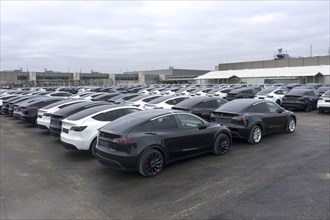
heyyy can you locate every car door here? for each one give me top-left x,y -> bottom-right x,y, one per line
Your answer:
264,102 -> 287,133
251,102 -> 280,134
175,114 -> 215,156
150,115 -> 188,161
192,100 -> 219,120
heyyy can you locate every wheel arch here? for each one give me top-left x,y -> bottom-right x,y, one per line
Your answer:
137,145 -> 167,166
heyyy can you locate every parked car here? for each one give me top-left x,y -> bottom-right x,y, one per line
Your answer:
20,97 -> 64,125
317,86 -> 330,96
13,96 -> 51,119
37,99 -> 88,130
144,96 -> 189,109
188,88 -> 213,98
49,101 -> 109,137
61,105 -> 141,156
108,93 -> 140,104
225,88 -> 258,101
282,89 -> 319,112
207,88 -> 233,98
124,95 -> 162,108
286,83 -> 302,90
95,109 -> 232,177
210,99 -> 296,144
317,90 -> 330,113
255,87 -> 289,105
172,97 -> 228,121
91,93 -> 121,101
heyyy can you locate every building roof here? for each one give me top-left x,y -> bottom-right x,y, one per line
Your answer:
195,65 -> 330,80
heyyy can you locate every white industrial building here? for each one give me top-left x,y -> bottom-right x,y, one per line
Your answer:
195,65 -> 330,85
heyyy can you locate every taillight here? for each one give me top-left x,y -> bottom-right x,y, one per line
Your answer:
70,126 -> 87,132
231,116 -> 247,126
210,113 -> 216,122
267,95 -> 274,98
113,138 -> 133,145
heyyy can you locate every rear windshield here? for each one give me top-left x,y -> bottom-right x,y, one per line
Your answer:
148,96 -> 174,104
257,87 -> 276,95
66,105 -> 113,120
102,114 -> 146,133
287,89 -> 310,96
215,100 -> 253,113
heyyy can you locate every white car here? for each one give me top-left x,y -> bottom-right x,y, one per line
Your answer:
37,99 -> 88,130
60,105 -> 141,156
208,88 -> 233,98
162,88 -> 181,96
125,95 -> 162,108
255,87 -> 289,105
317,90 -> 330,113
188,88 -> 213,98
175,88 -> 196,97
70,92 -> 97,99
144,96 -> 188,109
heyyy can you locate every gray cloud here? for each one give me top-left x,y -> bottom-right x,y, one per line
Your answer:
1,1 -> 329,73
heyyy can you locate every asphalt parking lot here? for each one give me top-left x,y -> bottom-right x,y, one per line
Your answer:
1,111 -> 329,220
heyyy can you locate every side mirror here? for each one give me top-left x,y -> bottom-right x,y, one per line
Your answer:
276,108 -> 284,113
198,122 -> 209,129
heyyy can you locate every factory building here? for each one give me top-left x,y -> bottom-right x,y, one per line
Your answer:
196,55 -> 330,85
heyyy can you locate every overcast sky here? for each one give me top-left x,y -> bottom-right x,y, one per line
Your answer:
1,1 -> 329,73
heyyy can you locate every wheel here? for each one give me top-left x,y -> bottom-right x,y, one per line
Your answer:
305,101 -> 312,112
247,125 -> 262,144
89,138 -> 97,157
213,133 -> 231,155
286,117 -> 296,133
276,99 -> 281,105
138,149 -> 164,177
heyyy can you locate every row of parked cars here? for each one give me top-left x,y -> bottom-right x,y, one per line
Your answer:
1,83 -> 329,177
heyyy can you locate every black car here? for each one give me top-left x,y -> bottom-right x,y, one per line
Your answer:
225,88 -> 258,101
1,95 -> 25,114
20,97 -> 64,125
286,83 -> 302,90
49,101 -> 109,137
96,109 -> 232,177
210,99 -> 296,144
91,93 -> 121,101
172,97 -> 228,121
282,89 -> 319,112
108,93 -> 140,104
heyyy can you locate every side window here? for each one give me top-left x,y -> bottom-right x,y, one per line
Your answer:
266,102 -> 280,113
131,121 -> 154,133
196,100 -> 218,108
92,113 -> 105,121
177,114 -> 204,129
216,99 -> 227,106
252,103 -> 270,113
151,115 -> 178,130
274,90 -> 283,95
175,97 -> 187,103
143,96 -> 158,102
126,108 -> 141,114
165,99 -> 175,105
96,109 -> 127,121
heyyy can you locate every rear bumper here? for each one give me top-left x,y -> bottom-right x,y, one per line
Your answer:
96,148 -> 138,171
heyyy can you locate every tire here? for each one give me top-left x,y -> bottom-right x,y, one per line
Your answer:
305,101 -> 312,112
213,133 -> 231,155
276,99 -> 281,105
286,117 -> 296,133
89,138 -> 97,157
247,125 -> 262,144
138,149 -> 164,177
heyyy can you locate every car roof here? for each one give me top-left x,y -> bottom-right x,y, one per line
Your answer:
52,101 -> 109,116
66,104 -> 120,120
173,96 -> 219,108
214,99 -> 265,113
